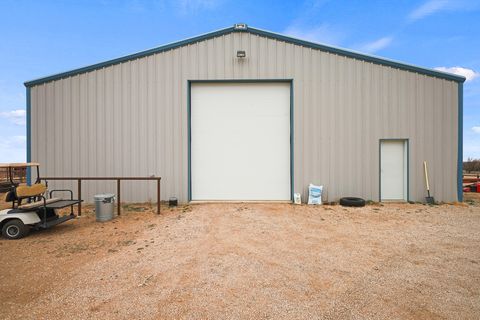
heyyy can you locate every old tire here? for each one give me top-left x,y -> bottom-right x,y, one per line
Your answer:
2,219 -> 29,239
339,197 -> 366,207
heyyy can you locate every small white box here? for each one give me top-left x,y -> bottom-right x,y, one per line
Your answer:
294,193 -> 302,204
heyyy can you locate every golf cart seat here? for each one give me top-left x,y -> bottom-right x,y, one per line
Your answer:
16,183 -> 47,198
3,183 -> 48,207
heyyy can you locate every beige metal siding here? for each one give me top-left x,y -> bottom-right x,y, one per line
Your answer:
30,32 -> 459,203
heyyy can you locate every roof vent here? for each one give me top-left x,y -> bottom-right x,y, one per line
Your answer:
234,23 -> 248,30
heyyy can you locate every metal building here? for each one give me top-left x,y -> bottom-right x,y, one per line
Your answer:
24,24 -> 465,203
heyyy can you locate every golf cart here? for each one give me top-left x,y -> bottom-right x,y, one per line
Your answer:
0,163 -> 82,239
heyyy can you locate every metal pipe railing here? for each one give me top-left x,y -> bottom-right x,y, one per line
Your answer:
39,177 -> 161,216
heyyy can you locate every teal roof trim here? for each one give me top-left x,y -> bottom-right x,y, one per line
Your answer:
24,25 -> 466,87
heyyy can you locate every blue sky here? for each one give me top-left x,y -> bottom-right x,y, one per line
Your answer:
0,0 -> 479,162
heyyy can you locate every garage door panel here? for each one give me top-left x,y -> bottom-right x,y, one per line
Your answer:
191,82 -> 291,201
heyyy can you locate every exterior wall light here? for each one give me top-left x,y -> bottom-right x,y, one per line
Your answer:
237,50 -> 246,58
234,23 -> 248,30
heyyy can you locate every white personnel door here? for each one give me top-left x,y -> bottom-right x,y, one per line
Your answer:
380,140 -> 407,201
191,82 -> 291,201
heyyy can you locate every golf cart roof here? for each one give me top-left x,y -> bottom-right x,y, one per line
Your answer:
0,162 -> 40,169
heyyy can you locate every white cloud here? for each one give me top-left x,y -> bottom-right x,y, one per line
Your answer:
407,0 -> 479,21
464,139 -> 480,160
0,109 -> 26,125
358,36 -> 394,54
0,82 -> 24,107
434,67 -> 478,81
408,0 -> 450,21
466,126 -> 480,159
0,135 -> 26,163
283,23 -> 344,45
176,0 -> 221,13
125,0 -> 147,12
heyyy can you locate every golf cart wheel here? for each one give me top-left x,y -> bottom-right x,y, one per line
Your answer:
1,219 -> 29,240
339,197 -> 366,207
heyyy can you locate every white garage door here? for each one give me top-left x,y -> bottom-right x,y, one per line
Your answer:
191,82 -> 291,201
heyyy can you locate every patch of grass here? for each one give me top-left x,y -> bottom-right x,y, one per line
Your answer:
181,205 -> 192,213
51,243 -> 92,255
118,239 -> 136,246
324,201 -> 338,206
123,204 -> 146,212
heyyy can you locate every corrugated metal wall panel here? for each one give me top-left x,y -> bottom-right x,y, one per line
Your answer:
30,32 -> 459,203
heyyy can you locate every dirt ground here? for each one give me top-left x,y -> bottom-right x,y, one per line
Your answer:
1,194 -> 479,319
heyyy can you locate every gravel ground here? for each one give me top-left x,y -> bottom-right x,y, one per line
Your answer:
1,194 -> 479,319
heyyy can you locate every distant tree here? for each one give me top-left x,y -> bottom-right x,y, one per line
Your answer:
464,158 -> 480,173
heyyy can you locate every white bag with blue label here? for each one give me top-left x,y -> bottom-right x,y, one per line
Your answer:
307,184 -> 323,205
